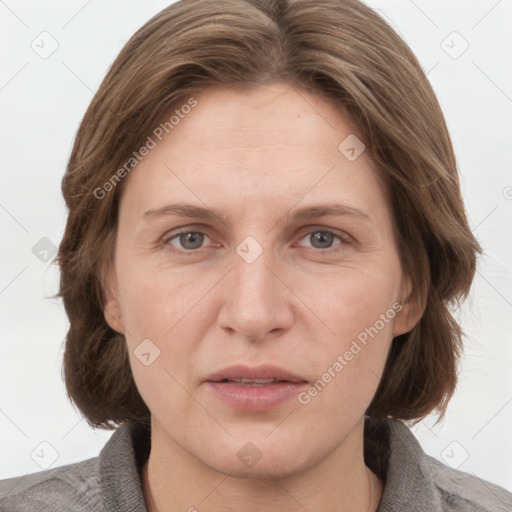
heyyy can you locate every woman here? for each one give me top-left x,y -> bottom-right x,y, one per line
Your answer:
1,0 -> 511,510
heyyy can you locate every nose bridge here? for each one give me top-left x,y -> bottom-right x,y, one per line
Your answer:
233,233 -> 278,308
235,236 -> 274,296
217,233 -> 290,339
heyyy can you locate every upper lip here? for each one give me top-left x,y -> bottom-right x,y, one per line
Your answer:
205,364 -> 307,383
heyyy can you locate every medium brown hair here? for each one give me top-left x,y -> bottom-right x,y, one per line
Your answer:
56,0 -> 482,428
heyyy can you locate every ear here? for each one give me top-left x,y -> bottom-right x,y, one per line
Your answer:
102,265 -> 125,335
392,276 -> 425,337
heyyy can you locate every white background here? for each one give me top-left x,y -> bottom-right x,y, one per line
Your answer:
1,0 -> 511,494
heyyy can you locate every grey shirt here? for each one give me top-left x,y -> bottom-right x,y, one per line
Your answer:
1,417 -> 511,511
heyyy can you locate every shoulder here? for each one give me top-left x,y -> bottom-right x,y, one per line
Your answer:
424,454 -> 512,512
0,421 -> 150,512
367,417 -> 512,512
0,457 -> 103,512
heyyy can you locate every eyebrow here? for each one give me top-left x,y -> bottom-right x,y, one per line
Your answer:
141,202 -> 372,226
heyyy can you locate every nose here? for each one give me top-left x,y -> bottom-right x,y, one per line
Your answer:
216,241 -> 295,342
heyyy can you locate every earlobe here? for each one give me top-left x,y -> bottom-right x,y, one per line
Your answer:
392,279 -> 425,337
104,298 -> 125,334
392,302 -> 420,337
103,270 -> 125,335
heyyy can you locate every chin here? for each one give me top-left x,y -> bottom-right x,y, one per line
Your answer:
208,454 -> 312,481
198,434 -> 318,480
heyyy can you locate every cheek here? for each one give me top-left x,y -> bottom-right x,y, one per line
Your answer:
116,261 -> 206,340
117,266 -> 210,400
301,255 -> 403,339
297,259 -> 401,403
123,301 -> 199,423
300,318 -> 395,419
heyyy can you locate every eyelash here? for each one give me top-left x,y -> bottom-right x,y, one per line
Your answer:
161,227 -> 351,255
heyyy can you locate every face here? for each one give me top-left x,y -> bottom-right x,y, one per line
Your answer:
105,82 -> 420,478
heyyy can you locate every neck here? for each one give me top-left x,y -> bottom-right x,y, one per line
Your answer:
142,418 -> 383,512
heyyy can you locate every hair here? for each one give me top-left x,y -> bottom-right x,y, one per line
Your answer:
55,0 -> 482,429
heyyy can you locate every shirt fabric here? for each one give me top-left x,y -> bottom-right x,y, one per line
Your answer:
1,416 -> 511,511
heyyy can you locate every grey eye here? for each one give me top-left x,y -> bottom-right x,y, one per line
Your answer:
306,231 -> 337,249
173,232 -> 205,250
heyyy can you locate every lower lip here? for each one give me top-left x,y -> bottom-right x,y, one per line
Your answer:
205,381 -> 308,411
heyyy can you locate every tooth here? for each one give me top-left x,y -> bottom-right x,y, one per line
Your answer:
238,383 -> 271,387
229,378 -> 277,384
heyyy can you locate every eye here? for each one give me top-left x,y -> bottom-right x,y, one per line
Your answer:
162,227 -> 351,255
297,229 -> 350,251
165,231 -> 211,252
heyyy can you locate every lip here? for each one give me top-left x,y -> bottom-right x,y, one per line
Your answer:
204,364 -> 308,411
205,364 -> 307,384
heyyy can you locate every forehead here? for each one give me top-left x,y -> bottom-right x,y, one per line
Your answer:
160,83 -> 353,158
118,82 -> 390,226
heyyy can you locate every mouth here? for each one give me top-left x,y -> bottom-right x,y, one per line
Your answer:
204,365 -> 308,411
205,364 -> 308,385
216,378 -> 292,387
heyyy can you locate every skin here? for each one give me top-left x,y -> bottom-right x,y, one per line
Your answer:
104,82 -> 422,512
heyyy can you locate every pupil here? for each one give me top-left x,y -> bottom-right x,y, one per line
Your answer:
181,232 -> 203,249
312,231 -> 333,248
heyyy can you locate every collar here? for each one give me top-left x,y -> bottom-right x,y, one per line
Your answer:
97,416 -> 508,511
364,416 -> 444,511
99,418 -> 151,511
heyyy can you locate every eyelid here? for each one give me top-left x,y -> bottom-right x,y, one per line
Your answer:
163,223 -> 352,240
296,224 -> 352,241
162,223 -> 214,242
